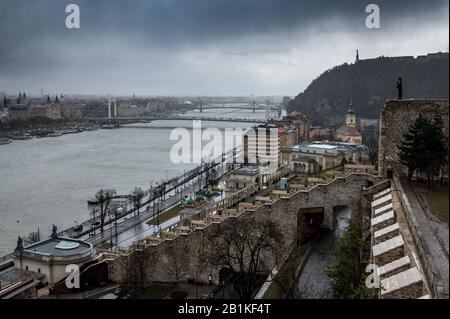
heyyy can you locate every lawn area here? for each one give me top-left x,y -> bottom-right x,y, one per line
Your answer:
263,243 -> 310,299
97,242 -> 113,251
146,204 -> 184,225
139,283 -> 175,299
423,187 -> 449,224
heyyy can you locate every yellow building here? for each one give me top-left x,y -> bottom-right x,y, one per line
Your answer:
334,101 -> 362,144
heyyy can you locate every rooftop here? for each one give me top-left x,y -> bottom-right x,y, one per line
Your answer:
335,125 -> 361,136
21,237 -> 93,257
304,144 -> 337,150
287,141 -> 364,156
234,166 -> 260,175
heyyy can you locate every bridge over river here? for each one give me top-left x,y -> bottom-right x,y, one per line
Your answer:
87,115 -> 267,125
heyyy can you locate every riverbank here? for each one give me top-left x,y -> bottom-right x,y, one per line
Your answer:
0,108 -> 260,256
0,121 -> 99,141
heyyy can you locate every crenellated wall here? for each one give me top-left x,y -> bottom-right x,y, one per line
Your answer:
105,173 -> 380,286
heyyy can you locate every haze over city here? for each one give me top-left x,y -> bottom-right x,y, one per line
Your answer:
0,0 -> 448,96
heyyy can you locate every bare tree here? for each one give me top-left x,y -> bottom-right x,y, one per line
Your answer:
131,187 -> 145,215
124,249 -> 154,298
88,189 -> 116,232
208,216 -> 283,299
23,230 -> 41,246
165,240 -> 190,286
191,235 -> 209,298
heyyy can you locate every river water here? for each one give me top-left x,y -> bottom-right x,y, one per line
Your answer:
0,108 -> 270,256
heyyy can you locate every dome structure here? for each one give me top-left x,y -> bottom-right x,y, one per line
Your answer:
195,194 -> 205,202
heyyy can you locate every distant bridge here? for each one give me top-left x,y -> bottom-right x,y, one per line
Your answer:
87,116 -> 267,124
191,103 -> 281,113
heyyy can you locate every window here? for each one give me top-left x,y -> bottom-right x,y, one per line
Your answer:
38,268 -> 41,273
25,266 -> 29,271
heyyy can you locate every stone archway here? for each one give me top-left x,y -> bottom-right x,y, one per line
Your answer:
331,205 -> 352,236
297,207 -> 325,245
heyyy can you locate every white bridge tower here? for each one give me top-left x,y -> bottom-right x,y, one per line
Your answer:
108,96 -> 117,119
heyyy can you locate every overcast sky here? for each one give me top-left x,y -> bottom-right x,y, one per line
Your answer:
0,0 -> 448,96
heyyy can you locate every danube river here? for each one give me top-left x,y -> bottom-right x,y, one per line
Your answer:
0,108 -> 270,256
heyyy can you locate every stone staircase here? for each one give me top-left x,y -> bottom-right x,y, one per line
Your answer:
370,188 -> 428,299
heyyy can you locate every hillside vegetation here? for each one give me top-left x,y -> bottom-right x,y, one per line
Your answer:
288,53 -> 449,125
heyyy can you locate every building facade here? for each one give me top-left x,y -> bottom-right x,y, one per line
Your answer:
14,235 -> 95,286
281,142 -> 368,172
242,124 -> 281,168
0,106 -> 9,127
60,104 -> 84,120
8,106 -> 29,121
28,104 -> 61,120
279,112 -> 310,143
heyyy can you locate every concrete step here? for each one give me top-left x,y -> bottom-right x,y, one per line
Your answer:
377,255 -> 411,280
373,188 -> 391,200
374,223 -> 400,244
373,235 -> 405,266
381,267 -> 424,299
371,210 -> 396,233
373,202 -> 394,216
371,194 -> 392,209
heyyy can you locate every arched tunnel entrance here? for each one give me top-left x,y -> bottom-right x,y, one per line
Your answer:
297,205 -> 352,298
297,207 -> 325,245
332,205 -> 352,240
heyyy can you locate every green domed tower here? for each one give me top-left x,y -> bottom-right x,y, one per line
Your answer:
345,99 -> 357,128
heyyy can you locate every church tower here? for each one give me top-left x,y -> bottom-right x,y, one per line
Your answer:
356,50 -> 360,63
345,99 -> 357,128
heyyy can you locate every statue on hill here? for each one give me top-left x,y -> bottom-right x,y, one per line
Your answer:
396,77 -> 403,100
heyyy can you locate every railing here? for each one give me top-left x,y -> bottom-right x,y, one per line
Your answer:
59,148 -> 237,241
393,174 -> 448,298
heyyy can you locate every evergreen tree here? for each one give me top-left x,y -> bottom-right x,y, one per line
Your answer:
398,116 -> 447,182
47,95 -> 51,104
325,223 -> 377,298
3,97 -> 7,108
55,95 -> 59,103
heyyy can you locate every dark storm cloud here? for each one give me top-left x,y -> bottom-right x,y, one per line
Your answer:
0,0 -> 448,95
1,0 -> 444,44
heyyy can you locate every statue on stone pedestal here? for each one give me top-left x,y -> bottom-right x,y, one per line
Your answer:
396,77 -> 403,100
16,236 -> 24,252
51,224 -> 58,238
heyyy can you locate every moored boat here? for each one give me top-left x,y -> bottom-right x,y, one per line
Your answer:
48,132 -> 63,137
0,138 -> 12,145
11,134 -> 33,140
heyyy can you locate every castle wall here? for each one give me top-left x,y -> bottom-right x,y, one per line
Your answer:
378,100 -> 449,178
106,174 -> 380,286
